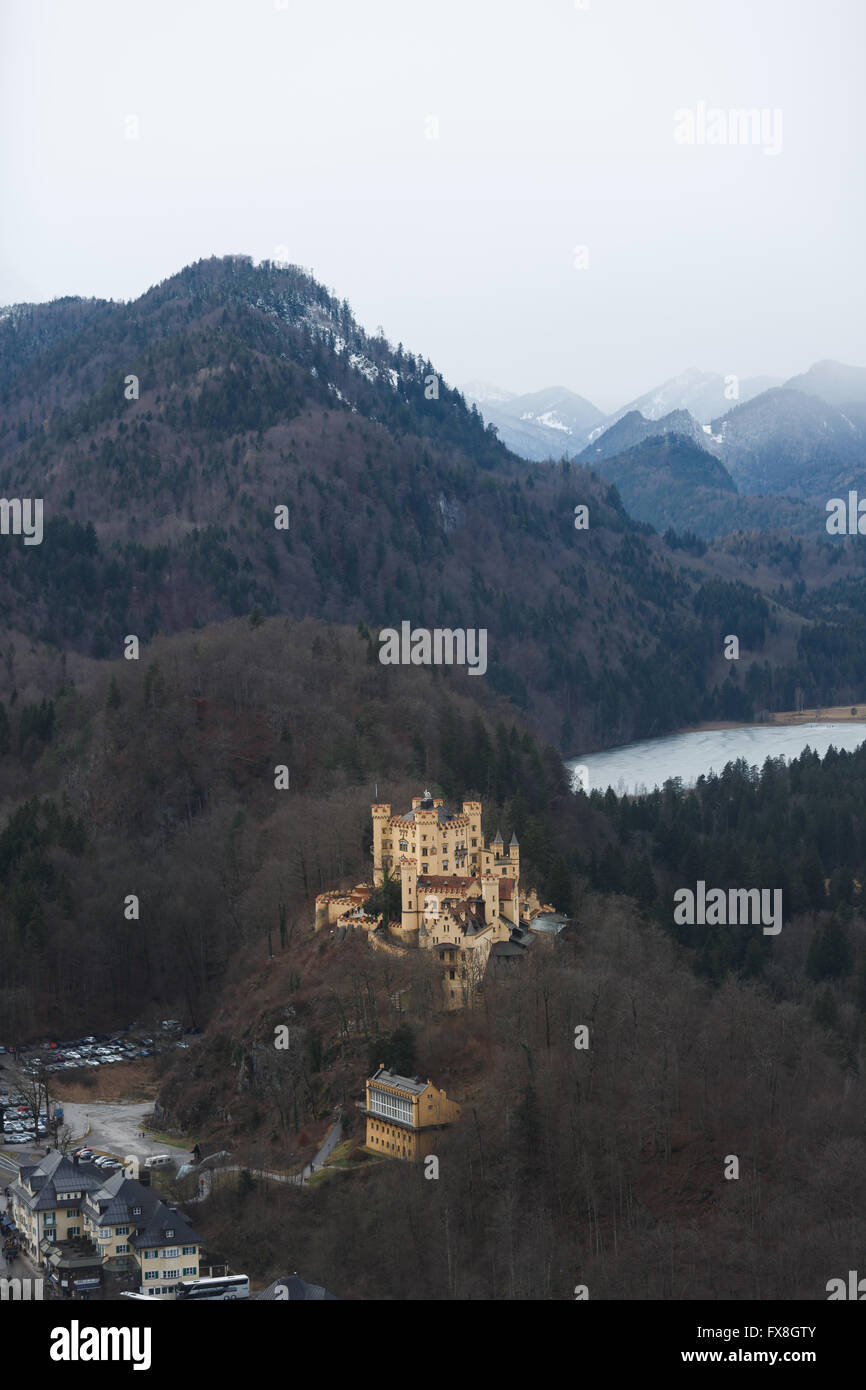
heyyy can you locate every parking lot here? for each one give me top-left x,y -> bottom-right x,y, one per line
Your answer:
62,1099 -> 194,1169
0,1021 -> 200,1155
0,1094 -> 50,1146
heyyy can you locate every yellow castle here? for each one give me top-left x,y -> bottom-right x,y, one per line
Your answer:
316,791 -> 548,1006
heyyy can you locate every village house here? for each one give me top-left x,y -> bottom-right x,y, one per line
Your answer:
9,1150 -> 201,1299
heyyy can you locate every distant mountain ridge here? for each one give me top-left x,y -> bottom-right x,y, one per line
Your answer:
468,362 -> 866,506
591,367 -> 781,436
580,408 -> 717,463
782,359 -> 866,408
585,433 -> 816,539
709,386 -> 866,498
464,358 -> 866,518
461,383 -> 604,461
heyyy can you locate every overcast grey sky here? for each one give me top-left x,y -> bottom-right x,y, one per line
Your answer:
1,0 -> 863,410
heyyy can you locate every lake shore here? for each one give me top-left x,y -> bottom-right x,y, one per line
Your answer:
675,706 -> 866,736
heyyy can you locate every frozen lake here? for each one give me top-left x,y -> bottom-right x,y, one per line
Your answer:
567,722 -> 866,796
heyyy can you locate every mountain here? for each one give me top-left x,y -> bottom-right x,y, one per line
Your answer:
782,358 -> 866,409
588,368 -> 780,437
586,433 -> 813,539
580,407 -> 716,462
459,379 -> 516,405
0,254 -> 768,755
463,384 -> 604,460
5,254 -> 866,758
710,387 -> 866,498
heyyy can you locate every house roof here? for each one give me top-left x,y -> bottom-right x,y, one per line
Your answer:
85,1173 -> 162,1228
369,1067 -> 428,1094
130,1203 -> 200,1250
254,1275 -> 338,1301
491,940 -> 527,957
398,806 -> 456,825
417,874 -> 482,892
12,1152 -> 107,1212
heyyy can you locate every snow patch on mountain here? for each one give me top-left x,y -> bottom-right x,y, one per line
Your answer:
348,352 -> 379,384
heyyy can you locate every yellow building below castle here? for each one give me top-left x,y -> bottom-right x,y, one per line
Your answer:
362,1067 -> 461,1161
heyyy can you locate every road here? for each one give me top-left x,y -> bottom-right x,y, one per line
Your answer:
189,1110 -> 343,1201
309,1110 -> 343,1171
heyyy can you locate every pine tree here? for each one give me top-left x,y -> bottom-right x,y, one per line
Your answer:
806,917 -> 853,981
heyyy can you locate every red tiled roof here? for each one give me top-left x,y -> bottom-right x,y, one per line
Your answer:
417,875 -> 481,890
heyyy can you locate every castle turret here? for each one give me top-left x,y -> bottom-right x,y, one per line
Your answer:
401,858 -> 419,933
461,800 -> 482,847
480,875 -> 499,925
371,802 -> 392,885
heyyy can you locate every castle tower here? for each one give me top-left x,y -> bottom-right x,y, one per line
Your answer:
461,801 -> 481,825
401,858 -> 419,933
372,803 -> 392,886
480,875 -> 499,925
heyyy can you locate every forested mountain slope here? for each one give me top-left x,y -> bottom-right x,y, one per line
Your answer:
5,256 -> 866,754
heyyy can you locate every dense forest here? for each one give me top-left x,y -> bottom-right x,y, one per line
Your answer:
0,616 -> 567,1038
192,905 -> 865,1301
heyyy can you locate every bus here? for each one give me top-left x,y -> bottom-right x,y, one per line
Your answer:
173,1274 -> 250,1301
